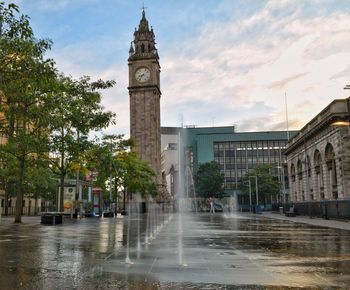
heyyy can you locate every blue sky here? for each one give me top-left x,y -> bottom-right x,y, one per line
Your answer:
6,0 -> 350,136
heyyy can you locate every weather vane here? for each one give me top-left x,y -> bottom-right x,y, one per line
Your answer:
141,2 -> 147,12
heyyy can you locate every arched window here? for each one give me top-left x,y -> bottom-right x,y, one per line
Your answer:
305,155 -> 313,200
141,43 -> 145,53
297,160 -> 302,180
314,149 -> 324,199
291,163 -> 296,182
325,143 -> 337,199
297,160 -> 304,200
306,155 -> 311,177
290,163 -> 296,201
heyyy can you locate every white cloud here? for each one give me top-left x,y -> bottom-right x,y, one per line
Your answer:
160,1 -> 350,130
46,1 -> 350,135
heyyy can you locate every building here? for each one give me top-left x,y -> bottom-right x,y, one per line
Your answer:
128,9 -> 162,184
0,91 -> 6,206
161,126 -> 298,208
285,98 -> 350,218
161,127 -> 180,197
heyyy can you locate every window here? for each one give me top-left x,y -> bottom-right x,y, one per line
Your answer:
167,143 -> 177,150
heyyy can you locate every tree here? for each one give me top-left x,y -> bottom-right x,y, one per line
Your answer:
119,151 -> 157,197
25,159 -> 58,215
240,164 -> 279,204
48,75 -> 116,212
195,161 -> 224,198
87,136 -> 157,211
0,2 -> 56,222
0,3 -> 116,222
0,151 -> 16,215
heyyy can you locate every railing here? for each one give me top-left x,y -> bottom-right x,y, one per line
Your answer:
1,206 -> 42,216
276,200 -> 350,219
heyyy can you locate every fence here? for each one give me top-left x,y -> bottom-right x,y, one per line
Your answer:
272,200 -> 350,219
1,206 -> 42,216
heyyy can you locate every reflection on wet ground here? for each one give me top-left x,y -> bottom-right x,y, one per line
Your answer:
0,212 -> 349,289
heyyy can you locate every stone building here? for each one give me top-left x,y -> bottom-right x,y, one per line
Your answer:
128,9 -> 162,184
285,98 -> 350,203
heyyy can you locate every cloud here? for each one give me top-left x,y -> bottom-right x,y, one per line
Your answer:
267,73 -> 309,90
24,0 -> 97,12
37,0 -> 350,135
159,1 -> 350,130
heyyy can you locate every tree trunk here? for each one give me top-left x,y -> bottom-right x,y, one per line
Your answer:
4,115 -> 15,217
114,180 -> 118,213
4,187 -> 9,216
28,198 -> 31,216
34,196 -> 38,215
59,127 -> 65,212
123,188 -> 126,211
59,170 -> 65,212
15,155 -> 25,223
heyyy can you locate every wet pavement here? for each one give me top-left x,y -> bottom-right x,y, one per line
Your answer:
0,212 -> 349,289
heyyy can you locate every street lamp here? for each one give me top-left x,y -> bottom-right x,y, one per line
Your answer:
275,164 -> 284,204
331,85 -> 350,135
250,176 -> 259,212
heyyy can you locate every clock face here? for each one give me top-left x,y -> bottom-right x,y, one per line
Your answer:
135,67 -> 150,83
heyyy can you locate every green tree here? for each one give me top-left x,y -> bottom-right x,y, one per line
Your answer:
195,161 -> 224,198
0,2 -> 56,222
86,134 -> 130,203
87,137 -> 156,211
120,151 -> 156,197
240,164 -> 279,204
25,161 -> 57,215
0,151 -> 16,215
48,75 -> 116,211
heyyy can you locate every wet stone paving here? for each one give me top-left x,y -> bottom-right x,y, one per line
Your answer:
0,211 -> 349,289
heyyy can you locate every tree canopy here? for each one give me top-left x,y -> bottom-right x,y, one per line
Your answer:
195,161 -> 224,198
240,164 -> 279,197
87,135 -> 157,201
0,2 -> 117,222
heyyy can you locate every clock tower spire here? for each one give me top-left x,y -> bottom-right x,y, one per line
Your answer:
128,9 -> 162,184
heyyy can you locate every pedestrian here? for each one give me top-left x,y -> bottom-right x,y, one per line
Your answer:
209,197 -> 215,213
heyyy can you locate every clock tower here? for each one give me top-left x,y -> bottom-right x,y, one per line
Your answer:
128,8 -> 161,183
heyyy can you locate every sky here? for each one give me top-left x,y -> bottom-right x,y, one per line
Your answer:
5,0 -> 350,137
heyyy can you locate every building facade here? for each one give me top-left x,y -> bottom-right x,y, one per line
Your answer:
285,98 -> 350,203
161,127 -> 180,197
161,126 -> 298,205
0,91 -> 6,206
128,9 -> 162,183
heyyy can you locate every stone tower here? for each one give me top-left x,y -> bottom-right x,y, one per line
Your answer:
128,9 -> 161,183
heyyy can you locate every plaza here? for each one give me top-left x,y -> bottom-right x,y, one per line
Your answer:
0,210 -> 349,289
1,2 -> 350,289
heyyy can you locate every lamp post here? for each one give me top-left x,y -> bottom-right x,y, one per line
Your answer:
345,85 -> 350,136
275,164 -> 283,204
250,176 -> 259,212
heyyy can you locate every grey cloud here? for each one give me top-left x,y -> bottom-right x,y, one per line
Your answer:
267,73 -> 309,90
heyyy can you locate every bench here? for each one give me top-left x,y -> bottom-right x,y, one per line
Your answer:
285,207 -> 296,217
